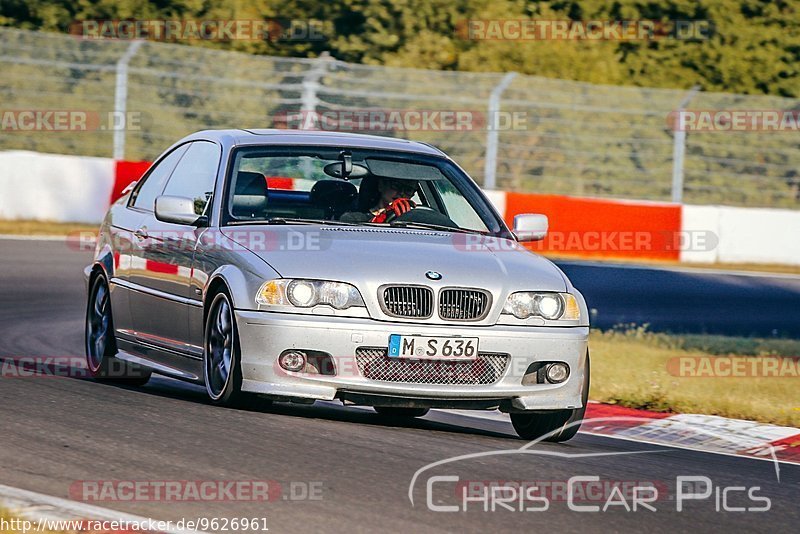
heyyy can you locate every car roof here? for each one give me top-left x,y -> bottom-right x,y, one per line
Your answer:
181,129 -> 447,157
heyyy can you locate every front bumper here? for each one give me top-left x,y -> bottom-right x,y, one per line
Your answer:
235,310 -> 588,412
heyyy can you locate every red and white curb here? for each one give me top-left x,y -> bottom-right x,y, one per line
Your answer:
442,402 -> 800,465
0,484 -> 207,534
581,403 -> 800,465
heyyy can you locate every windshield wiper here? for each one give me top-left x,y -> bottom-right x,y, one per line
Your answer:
229,217 -> 357,226
387,221 -> 488,235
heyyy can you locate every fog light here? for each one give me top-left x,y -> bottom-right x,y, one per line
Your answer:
545,362 -> 569,383
279,351 -> 307,372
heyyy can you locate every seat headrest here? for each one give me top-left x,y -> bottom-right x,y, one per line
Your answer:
356,175 -> 380,211
232,171 -> 268,218
235,171 -> 267,195
310,180 -> 358,209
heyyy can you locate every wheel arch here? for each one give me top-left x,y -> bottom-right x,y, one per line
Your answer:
203,276 -> 231,325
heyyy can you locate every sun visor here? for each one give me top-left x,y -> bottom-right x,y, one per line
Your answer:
365,159 -> 444,181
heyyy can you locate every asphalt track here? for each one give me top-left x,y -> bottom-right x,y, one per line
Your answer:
0,238 -> 798,533
558,260 -> 800,337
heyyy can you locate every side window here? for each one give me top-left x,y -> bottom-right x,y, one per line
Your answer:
130,144 -> 189,210
162,141 -> 221,216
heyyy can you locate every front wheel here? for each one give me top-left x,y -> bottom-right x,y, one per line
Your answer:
203,290 -> 271,411
510,352 -> 590,442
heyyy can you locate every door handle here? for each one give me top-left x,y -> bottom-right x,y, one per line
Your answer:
133,227 -> 149,240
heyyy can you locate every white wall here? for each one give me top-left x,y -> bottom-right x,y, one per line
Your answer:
0,150 -> 114,224
482,189 -> 506,217
681,205 -> 721,263
682,204 -> 800,266
717,206 -> 800,266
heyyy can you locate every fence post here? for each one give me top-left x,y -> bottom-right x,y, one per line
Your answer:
113,40 -> 143,160
300,51 -> 331,130
671,85 -> 701,203
483,72 -> 517,190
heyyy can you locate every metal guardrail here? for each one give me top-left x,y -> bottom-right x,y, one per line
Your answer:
0,27 -> 798,208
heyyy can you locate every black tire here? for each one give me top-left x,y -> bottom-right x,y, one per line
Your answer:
511,351 -> 590,442
374,407 -> 430,419
203,289 -> 272,411
85,274 -> 151,386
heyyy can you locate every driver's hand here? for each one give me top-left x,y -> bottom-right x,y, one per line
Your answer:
388,198 -> 414,218
370,198 -> 415,223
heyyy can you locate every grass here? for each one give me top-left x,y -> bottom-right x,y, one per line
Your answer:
589,326 -> 800,427
0,219 -> 98,237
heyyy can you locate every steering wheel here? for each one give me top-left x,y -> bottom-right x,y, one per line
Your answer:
392,206 -> 459,228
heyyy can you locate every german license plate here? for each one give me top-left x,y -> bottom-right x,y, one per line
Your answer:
388,335 -> 479,361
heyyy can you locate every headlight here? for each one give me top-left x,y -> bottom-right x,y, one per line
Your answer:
256,279 -> 365,310
502,292 -> 580,321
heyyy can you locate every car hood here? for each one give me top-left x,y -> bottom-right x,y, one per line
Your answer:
222,225 -> 567,294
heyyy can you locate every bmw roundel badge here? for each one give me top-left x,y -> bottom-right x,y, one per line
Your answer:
425,271 -> 442,280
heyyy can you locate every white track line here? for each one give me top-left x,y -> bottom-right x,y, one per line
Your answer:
0,484 -> 207,534
0,234 -> 71,242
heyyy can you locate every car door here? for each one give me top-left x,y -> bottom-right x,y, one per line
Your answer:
110,143 -> 190,341
128,140 -> 221,359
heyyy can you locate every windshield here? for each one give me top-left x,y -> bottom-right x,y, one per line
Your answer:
224,147 -> 500,234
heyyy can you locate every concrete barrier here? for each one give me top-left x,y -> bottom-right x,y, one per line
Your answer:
680,205 -> 721,264
1,150 -> 799,267
504,192 -> 683,261
0,151 -> 114,223
716,206 -> 800,266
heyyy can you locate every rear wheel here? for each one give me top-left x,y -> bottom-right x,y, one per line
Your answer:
510,352 -> 590,442
85,274 -> 151,386
374,407 -> 430,419
203,290 -> 271,411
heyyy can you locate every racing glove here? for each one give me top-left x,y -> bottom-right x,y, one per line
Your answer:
371,198 -> 415,223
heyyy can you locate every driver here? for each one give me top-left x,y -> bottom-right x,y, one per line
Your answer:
340,177 -> 419,223
369,177 -> 418,223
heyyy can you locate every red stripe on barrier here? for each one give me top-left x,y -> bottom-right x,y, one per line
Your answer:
504,193 -> 682,260
265,176 -> 294,190
112,161 -> 152,203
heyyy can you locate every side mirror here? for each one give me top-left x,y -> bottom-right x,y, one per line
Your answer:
155,195 -> 206,226
513,213 -> 548,242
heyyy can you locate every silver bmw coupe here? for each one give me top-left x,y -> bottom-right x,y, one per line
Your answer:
84,129 -> 590,441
